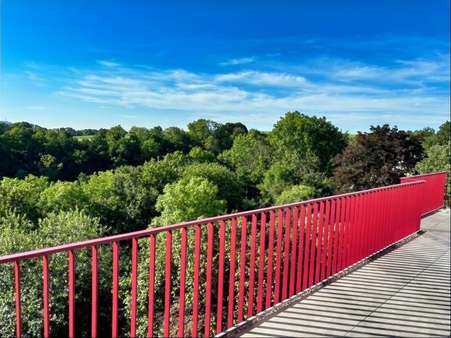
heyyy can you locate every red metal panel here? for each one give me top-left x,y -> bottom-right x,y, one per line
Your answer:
163,231 -> 172,337
112,241 -> 119,338
43,255 -> 50,338
289,207 -> 298,296
265,210 -> 275,309
147,234 -> 156,338
237,216 -> 248,323
315,201 -> 325,284
338,197 -> 347,272
192,225 -> 201,335
15,261 -> 21,338
296,205 -> 306,293
320,200 -> 331,281
308,203 -> 318,287
343,196 -> 352,268
247,215 -> 258,317
130,239 -> 138,338
216,221 -> 226,333
302,204 -> 311,290
350,195 -> 358,265
331,198 -> 341,275
91,247 -> 97,338
282,208 -> 291,300
178,228 -> 187,337
68,250 -> 75,338
205,223 -> 214,337
326,199 -> 336,279
226,218 -> 237,328
274,209 -> 284,303
257,212 -> 266,313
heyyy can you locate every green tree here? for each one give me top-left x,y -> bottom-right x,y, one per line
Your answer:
416,144 -> 450,202
0,209 -> 107,337
181,162 -> 243,210
275,184 -> 317,205
152,176 -> 226,226
269,112 -> 347,174
334,125 -> 424,192
0,175 -> 49,224
220,131 -> 272,184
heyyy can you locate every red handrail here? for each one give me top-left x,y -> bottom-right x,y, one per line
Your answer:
0,173 -> 446,337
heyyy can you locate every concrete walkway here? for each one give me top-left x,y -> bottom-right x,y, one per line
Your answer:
240,209 -> 450,337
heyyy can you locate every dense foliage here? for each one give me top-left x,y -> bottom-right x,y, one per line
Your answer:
334,125 -> 424,191
0,114 -> 448,336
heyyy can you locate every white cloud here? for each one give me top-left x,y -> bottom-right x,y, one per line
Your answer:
55,55 -> 449,130
97,60 -> 120,68
219,57 -> 256,66
215,71 -> 309,87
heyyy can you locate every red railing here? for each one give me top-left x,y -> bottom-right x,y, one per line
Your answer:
400,172 -> 447,216
0,173 -> 445,338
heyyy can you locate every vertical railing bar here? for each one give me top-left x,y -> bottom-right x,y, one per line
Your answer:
14,261 -> 21,338
320,200 -> 331,281
315,201 -> 325,284
348,195 -> 357,266
296,205 -> 306,293
274,209 -> 283,303
325,199 -> 334,278
257,212 -> 267,313
349,195 -> 358,265
281,208 -> 291,300
204,223 -> 214,337
178,228 -> 187,338
42,255 -> 50,338
192,225 -> 201,335
216,221 -> 226,334
344,196 -> 351,267
130,238 -> 138,338
265,211 -> 275,309
68,250 -> 75,338
302,204 -> 311,290
289,206 -> 298,296
91,247 -> 97,338
226,218 -> 237,328
331,198 -> 341,275
112,241 -> 119,338
237,216 -> 248,323
147,234 -> 156,338
247,214 -> 258,318
163,231 -> 172,338
308,203 -> 318,287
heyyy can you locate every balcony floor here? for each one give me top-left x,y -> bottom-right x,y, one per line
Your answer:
240,209 -> 450,337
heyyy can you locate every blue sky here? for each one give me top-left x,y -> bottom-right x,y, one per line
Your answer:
1,0 -> 449,131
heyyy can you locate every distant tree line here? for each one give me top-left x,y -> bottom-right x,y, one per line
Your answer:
0,113 -> 449,336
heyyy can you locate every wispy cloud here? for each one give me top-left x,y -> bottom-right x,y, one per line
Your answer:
97,60 -> 120,68
219,57 -> 256,66
52,54 -> 450,130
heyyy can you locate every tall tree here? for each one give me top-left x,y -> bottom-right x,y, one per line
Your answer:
268,112 -> 347,174
334,124 -> 423,192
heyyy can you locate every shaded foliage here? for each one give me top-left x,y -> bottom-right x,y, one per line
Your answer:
334,124 -> 424,191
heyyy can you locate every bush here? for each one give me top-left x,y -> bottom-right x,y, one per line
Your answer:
275,184 -> 317,205
0,209 -> 107,337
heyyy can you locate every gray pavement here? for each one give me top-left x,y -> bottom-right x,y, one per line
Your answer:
240,209 -> 450,337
